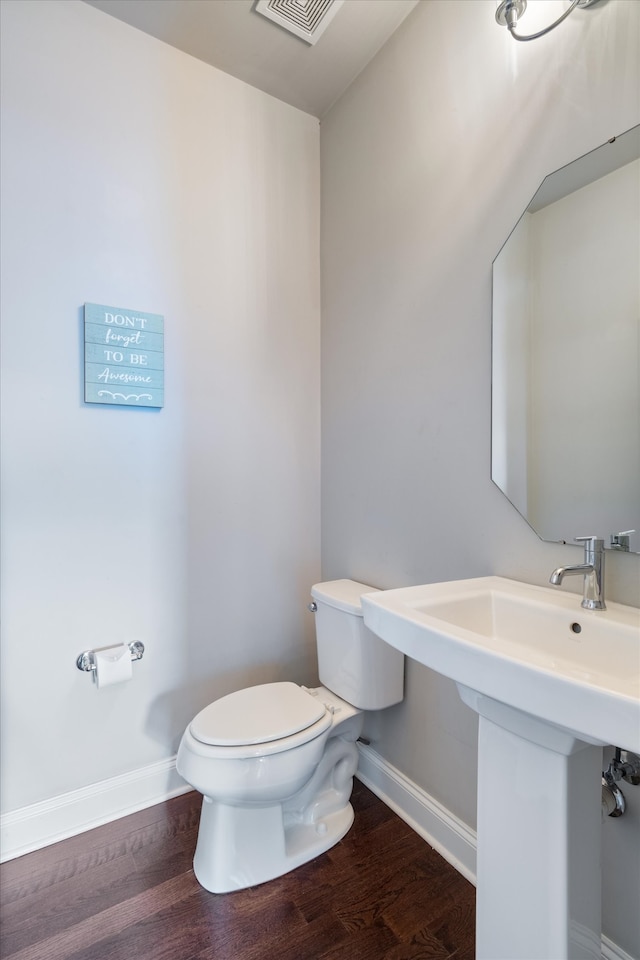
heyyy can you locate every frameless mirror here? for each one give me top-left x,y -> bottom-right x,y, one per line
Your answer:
492,125 -> 640,553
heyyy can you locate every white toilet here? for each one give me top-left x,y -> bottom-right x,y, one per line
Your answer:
176,579 -> 404,894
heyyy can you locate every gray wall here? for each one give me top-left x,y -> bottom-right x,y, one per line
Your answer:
0,0 -> 321,812
321,0 -> 640,954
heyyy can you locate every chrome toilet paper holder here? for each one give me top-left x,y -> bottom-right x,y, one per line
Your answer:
76,641 -> 145,674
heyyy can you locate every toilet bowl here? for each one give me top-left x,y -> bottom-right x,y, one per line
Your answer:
178,683 -> 363,892
176,579 -> 404,893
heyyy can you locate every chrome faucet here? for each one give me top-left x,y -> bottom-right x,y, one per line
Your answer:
549,536 -> 606,610
610,530 -> 635,552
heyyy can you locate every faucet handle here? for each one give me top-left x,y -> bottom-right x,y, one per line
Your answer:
574,536 -> 605,558
610,530 -> 635,551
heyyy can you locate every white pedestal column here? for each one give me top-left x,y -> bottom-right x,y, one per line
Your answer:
458,686 -> 603,960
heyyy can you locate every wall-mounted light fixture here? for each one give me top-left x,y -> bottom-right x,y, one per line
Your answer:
495,0 -> 601,42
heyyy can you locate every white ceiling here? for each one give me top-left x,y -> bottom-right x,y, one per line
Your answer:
83,0 -> 420,118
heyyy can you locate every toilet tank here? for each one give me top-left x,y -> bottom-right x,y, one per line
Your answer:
310,579 -> 404,711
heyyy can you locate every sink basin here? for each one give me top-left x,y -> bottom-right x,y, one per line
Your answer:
361,576 -> 640,752
363,576 -> 640,958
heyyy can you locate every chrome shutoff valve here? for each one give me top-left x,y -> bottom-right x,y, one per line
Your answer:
602,750 -> 640,818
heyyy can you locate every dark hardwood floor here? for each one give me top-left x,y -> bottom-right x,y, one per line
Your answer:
0,779 -> 475,960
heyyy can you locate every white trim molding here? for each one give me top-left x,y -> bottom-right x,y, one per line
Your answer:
356,743 -> 635,960
601,936 -> 637,960
0,743 -> 636,960
356,741 -> 477,885
0,756 -> 190,863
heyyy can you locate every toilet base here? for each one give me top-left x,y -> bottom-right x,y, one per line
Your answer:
193,796 -> 354,894
192,736 -> 360,893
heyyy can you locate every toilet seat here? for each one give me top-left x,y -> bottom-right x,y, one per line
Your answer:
189,682 -> 332,756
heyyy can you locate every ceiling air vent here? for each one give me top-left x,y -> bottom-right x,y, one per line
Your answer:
255,0 -> 344,45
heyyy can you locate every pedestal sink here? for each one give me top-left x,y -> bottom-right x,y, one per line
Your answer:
361,577 -> 640,960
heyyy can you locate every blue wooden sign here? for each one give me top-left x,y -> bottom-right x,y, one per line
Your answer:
84,303 -> 164,408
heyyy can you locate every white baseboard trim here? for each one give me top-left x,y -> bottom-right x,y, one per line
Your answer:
1,743 -> 636,960
356,743 -> 635,960
601,936 -> 637,960
0,756 -> 190,863
356,741 -> 477,885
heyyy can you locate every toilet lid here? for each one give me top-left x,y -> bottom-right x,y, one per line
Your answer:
189,681 -> 327,747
